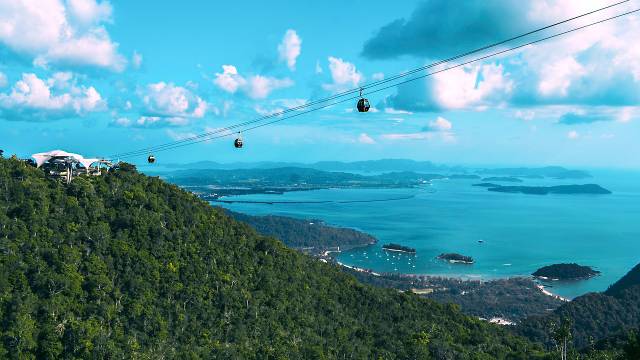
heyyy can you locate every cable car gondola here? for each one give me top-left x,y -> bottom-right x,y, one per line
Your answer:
234,133 -> 243,149
147,155 -> 156,163
356,88 -> 370,112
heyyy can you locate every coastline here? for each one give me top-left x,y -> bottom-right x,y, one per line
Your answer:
333,260 -> 572,302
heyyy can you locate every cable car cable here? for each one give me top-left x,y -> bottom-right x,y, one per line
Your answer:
108,1 -> 629,159
116,7 -> 640,159
113,5 -> 637,160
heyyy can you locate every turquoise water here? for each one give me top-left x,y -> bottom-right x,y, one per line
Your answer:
214,170 -> 640,299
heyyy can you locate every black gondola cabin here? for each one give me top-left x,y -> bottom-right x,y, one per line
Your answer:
357,98 -> 370,112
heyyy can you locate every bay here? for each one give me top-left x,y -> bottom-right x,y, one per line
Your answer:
213,169 -> 640,299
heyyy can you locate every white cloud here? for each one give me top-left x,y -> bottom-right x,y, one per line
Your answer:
322,57 -> 363,92
248,75 -> 293,99
567,130 -> 580,139
0,72 -> 106,120
0,72 -> 6,88
142,82 -> 207,119
214,65 -> 245,93
278,29 -> 301,71
426,116 -> 452,132
66,0 -> 112,25
213,65 -> 293,99
113,116 -> 130,126
0,0 -> 126,71
433,63 -> 512,110
537,56 -> 585,97
358,133 -> 376,144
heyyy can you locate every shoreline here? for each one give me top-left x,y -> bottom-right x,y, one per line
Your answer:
332,259 -> 572,301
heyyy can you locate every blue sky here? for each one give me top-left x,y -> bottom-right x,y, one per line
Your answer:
1,0 -> 639,168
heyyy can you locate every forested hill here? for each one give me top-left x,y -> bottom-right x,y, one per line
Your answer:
516,262 -> 640,349
0,157 -> 546,359
225,209 -> 376,254
606,263 -> 640,297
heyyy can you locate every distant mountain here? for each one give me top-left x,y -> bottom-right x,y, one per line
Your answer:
164,167 -> 443,188
162,160 -> 591,180
162,159 -> 457,173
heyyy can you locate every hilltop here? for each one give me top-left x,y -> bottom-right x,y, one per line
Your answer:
0,157 -> 545,359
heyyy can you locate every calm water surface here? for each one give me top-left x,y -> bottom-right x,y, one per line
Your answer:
214,170 -> 640,299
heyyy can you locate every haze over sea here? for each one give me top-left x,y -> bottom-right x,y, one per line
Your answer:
215,169 -> 640,299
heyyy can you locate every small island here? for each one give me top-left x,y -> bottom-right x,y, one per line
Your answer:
382,243 -> 416,254
486,184 -> 612,195
481,176 -> 523,183
532,263 -> 600,281
438,253 -> 474,264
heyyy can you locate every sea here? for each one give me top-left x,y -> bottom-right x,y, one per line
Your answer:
212,169 -> 640,299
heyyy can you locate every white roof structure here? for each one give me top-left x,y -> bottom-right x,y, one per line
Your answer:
32,150 -> 99,169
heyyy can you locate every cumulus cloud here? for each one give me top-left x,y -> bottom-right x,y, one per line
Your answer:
322,57 -> 363,93
385,63 -> 512,111
141,82 -> 207,120
369,1 -> 640,117
213,65 -> 293,99
0,72 -> 105,121
278,29 -> 302,71
67,0 -> 112,25
0,0 -> 126,71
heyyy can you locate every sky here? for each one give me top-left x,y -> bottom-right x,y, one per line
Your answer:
0,0 -> 639,168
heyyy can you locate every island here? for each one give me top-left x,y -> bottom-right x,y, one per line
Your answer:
481,176 -> 523,183
437,253 -> 474,264
382,243 -> 416,254
486,184 -> 612,195
532,263 -> 600,280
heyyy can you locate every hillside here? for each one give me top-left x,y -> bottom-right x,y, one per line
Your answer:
224,209 -> 376,254
516,263 -> 640,349
0,157 -> 546,359
606,263 -> 640,297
